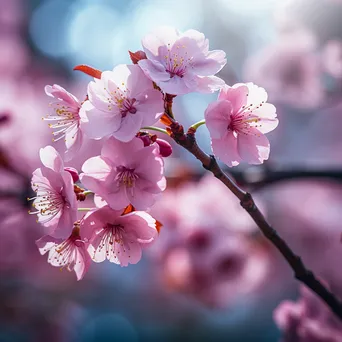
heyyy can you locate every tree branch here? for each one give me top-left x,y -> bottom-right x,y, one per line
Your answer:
169,121 -> 342,320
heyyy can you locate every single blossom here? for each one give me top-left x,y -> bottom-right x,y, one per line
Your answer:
138,26 -> 227,95
274,285 -> 342,342
29,146 -> 77,238
80,64 -> 164,142
36,223 -> 91,280
205,82 -> 279,167
44,84 -> 83,161
80,137 -> 166,210
81,205 -> 158,266
149,175 -> 271,308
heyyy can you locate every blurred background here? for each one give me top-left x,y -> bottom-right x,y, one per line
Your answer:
1,0 -> 342,341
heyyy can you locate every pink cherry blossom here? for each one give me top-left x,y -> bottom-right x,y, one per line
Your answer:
29,146 -> 77,238
274,285 -> 342,342
81,205 -> 158,266
149,175 -> 273,308
138,26 -> 227,95
80,64 -> 163,142
243,37 -> 323,109
44,84 -> 83,161
205,82 -> 279,167
36,223 -> 91,281
80,137 -> 166,210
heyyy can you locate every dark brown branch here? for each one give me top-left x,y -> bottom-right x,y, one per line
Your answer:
169,121 -> 342,320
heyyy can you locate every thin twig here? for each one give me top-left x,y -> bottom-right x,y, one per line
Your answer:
168,121 -> 342,320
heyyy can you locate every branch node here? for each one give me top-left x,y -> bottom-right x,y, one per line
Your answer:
203,154 -> 216,171
240,192 -> 257,212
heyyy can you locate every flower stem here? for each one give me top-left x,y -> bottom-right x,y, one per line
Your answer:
141,126 -> 169,135
190,119 -> 206,131
83,190 -> 93,196
77,208 -> 94,212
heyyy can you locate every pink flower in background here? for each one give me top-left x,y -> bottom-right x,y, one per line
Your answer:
44,84 -> 83,161
80,137 -> 166,210
149,175 -> 272,308
30,146 -> 77,238
321,40 -> 342,78
243,37 -> 323,109
138,26 -> 226,95
274,285 -> 342,342
80,64 -> 163,142
81,205 -> 158,266
36,223 -> 91,281
205,83 -> 278,166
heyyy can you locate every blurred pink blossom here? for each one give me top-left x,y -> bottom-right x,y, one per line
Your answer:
80,64 -> 163,142
44,84 -> 83,162
138,26 -> 226,95
80,137 -> 166,210
274,285 -> 342,342
321,40 -> 342,78
149,175 -> 272,308
205,83 -> 278,166
81,205 -> 158,266
30,146 -> 77,238
243,37 -> 324,109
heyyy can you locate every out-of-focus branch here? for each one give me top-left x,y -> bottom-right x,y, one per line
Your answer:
167,119 -> 342,321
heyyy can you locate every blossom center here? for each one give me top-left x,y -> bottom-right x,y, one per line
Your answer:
28,182 -> 65,224
116,166 -> 139,188
45,103 -> 81,142
120,98 -> 137,117
164,45 -> 192,78
92,223 -> 135,261
228,101 -> 264,134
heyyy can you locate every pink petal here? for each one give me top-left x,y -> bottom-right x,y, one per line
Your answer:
105,187 -> 130,210
141,26 -> 179,59
246,83 -> 268,105
36,235 -> 61,255
219,84 -> 249,112
195,75 -> 225,93
112,112 -> 143,142
64,124 -> 83,162
74,242 -> 91,281
101,137 -> 143,165
39,145 -> 64,172
80,101 -> 121,139
138,59 -> 170,83
157,74 -> 192,95
117,242 -> 142,266
125,184 -> 157,210
237,129 -> 270,164
211,132 -> 241,167
181,29 -> 208,50
81,156 -> 111,176
137,89 -> 163,126
205,100 -> 232,139
192,50 -> 227,76
45,84 -> 79,107
121,212 -> 158,243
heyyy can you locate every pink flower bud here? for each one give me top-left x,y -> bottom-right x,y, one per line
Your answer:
138,134 -> 152,147
128,50 -> 147,64
156,139 -> 172,157
64,167 -> 79,182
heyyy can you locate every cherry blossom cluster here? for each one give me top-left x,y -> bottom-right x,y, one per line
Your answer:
29,26 -> 278,280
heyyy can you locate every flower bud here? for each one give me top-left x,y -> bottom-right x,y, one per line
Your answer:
156,138 -> 172,157
64,167 -> 79,182
128,50 -> 147,64
138,134 -> 152,147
